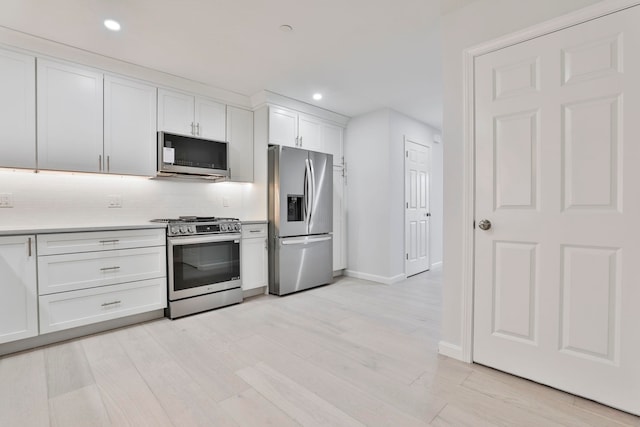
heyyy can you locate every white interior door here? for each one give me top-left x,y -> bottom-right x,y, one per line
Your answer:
473,6 -> 640,415
405,139 -> 430,277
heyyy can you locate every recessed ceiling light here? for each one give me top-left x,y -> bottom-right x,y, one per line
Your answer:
279,24 -> 293,32
313,93 -> 323,101
104,19 -> 121,31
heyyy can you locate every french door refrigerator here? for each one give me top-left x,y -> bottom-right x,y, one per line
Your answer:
268,145 -> 333,295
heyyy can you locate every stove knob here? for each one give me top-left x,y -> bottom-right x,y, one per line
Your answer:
234,223 -> 241,231
221,223 -> 228,231
180,226 -> 187,234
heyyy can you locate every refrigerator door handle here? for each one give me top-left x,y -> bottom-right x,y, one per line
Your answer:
309,158 -> 316,225
281,236 -> 332,245
304,158 -> 312,225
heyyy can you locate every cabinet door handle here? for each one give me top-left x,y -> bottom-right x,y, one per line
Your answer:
107,155 -> 110,172
299,136 -> 303,147
28,237 -> 32,257
295,136 -> 299,146
100,266 -> 121,272
101,300 -> 122,307
99,239 -> 120,244
196,123 -> 200,136
99,155 -> 102,172
265,238 -> 268,250
191,122 -> 195,135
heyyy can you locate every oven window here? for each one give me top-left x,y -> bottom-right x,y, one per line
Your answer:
172,240 -> 240,291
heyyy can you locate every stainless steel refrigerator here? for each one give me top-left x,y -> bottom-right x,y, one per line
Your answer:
268,145 -> 333,295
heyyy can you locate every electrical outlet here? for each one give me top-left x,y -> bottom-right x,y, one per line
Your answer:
0,193 -> 13,208
223,197 -> 230,207
107,195 -> 122,208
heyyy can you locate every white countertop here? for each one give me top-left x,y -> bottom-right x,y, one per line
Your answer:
0,223 -> 167,236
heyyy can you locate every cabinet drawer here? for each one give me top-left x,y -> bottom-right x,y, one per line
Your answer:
38,246 -> 166,295
242,223 -> 268,239
37,228 -> 166,255
39,278 -> 167,334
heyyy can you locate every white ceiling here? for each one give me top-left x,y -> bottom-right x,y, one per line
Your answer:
0,0 -> 478,130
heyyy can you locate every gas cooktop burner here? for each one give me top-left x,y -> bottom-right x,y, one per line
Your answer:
150,216 -> 240,224
151,216 -> 241,236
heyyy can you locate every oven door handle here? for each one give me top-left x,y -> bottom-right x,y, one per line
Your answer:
168,234 -> 241,246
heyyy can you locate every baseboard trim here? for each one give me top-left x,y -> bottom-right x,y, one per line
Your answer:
431,261 -> 443,268
344,270 -> 406,285
438,341 -> 464,361
242,286 -> 267,299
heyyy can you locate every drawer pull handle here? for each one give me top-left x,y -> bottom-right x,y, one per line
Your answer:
101,300 -> 122,307
100,266 -> 121,272
249,230 -> 262,233
99,239 -> 120,244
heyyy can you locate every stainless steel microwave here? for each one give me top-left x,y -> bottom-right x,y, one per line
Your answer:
157,131 -> 229,178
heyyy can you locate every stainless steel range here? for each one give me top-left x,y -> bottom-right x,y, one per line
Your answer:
152,216 -> 242,319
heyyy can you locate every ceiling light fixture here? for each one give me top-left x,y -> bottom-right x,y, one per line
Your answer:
313,93 -> 323,101
279,24 -> 293,32
104,19 -> 121,31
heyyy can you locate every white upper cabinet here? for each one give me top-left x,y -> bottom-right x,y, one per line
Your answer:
158,88 -> 226,140
196,97 -> 226,141
321,123 -> 344,166
269,107 -> 298,147
227,106 -> 254,182
298,114 -> 323,152
157,89 -> 194,136
37,59 -> 103,172
104,75 -> 157,176
0,235 -> 38,344
0,49 -> 35,169
268,106 -> 337,153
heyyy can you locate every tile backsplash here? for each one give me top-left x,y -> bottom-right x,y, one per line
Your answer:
0,169 -> 266,226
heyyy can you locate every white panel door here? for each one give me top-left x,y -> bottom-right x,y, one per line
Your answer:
268,107 -> 298,147
474,6 -> 640,415
157,88 -> 194,136
0,49 -> 35,169
37,59 -> 103,172
405,140 -> 430,276
195,96 -> 226,141
0,235 -> 37,344
104,75 -> 157,176
241,236 -> 268,291
298,114 -> 322,151
227,105 -> 254,182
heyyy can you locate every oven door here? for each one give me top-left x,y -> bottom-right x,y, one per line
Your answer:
168,233 -> 241,300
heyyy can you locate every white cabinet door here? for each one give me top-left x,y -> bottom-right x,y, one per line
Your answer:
157,88 -> 194,136
241,224 -> 268,291
332,170 -> 347,270
196,97 -> 226,141
298,114 -> 322,151
322,123 -> 343,166
37,59 -> 103,172
269,107 -> 298,147
0,235 -> 37,344
0,49 -> 35,169
104,75 -> 157,176
227,106 -> 254,182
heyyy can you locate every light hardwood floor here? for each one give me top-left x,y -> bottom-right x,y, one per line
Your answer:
1,268 -> 638,426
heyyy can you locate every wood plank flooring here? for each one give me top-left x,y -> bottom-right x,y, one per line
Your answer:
1,267 -> 638,426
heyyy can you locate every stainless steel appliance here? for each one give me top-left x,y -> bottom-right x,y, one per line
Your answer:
268,145 -> 333,295
152,216 -> 242,318
157,132 -> 229,179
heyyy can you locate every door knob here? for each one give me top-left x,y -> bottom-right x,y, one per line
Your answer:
478,219 -> 492,231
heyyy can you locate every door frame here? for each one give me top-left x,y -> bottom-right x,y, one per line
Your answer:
457,0 -> 640,363
404,136 -> 432,277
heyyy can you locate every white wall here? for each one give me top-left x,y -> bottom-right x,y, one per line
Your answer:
0,26 -> 268,227
440,0 -> 603,353
346,108 -> 442,283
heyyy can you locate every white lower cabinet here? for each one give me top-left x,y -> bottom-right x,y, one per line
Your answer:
241,223 -> 268,292
39,278 -> 166,334
36,228 -> 167,333
0,235 -> 38,344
